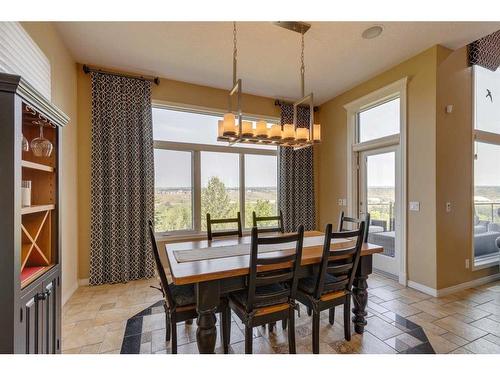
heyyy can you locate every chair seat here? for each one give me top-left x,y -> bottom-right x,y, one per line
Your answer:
298,273 -> 346,295
231,283 -> 289,309
169,283 -> 196,306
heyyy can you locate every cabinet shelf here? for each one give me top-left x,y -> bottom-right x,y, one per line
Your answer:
21,204 -> 55,215
20,265 -> 55,289
21,160 -> 55,173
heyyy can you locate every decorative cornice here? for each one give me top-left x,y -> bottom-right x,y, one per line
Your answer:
0,72 -> 69,127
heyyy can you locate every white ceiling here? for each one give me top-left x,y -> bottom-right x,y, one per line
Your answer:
56,22 -> 500,104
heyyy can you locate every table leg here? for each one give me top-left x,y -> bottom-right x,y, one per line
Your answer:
196,280 -> 219,354
352,254 -> 372,334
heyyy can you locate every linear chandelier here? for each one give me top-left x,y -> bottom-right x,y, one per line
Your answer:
217,22 -> 321,149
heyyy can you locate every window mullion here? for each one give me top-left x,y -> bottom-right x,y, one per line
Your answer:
240,153 -> 245,228
193,150 -> 201,232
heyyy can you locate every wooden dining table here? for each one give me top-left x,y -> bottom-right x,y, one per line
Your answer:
165,230 -> 383,354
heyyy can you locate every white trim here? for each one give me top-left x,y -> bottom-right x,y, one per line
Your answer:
407,280 -> 438,297
62,282 -> 79,306
352,134 -> 400,153
436,273 -> 500,297
154,140 -> 277,156
408,273 -> 500,297
345,77 -> 408,285
473,253 -> 500,271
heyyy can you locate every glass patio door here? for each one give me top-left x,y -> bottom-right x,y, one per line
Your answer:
359,146 -> 401,277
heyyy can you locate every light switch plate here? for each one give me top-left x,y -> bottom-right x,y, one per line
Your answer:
409,201 -> 420,211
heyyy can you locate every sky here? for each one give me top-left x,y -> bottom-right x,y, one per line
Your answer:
153,108 -> 277,188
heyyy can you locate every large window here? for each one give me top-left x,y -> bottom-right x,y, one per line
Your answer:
153,106 -> 278,234
473,65 -> 500,267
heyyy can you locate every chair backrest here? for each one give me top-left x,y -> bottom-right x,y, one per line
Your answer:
245,225 -> 304,312
206,212 -> 243,241
148,220 -> 175,308
252,210 -> 284,233
313,221 -> 365,300
338,211 -> 370,243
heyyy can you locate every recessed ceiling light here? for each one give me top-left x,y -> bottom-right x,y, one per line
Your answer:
362,25 -> 384,39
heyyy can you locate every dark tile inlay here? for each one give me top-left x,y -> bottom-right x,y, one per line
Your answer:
120,300 -> 436,354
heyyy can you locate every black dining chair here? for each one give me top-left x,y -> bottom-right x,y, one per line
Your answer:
226,225 -> 305,354
252,210 -> 284,233
148,220 -> 230,354
206,212 -> 243,241
338,211 -> 370,242
252,210 -> 286,332
295,221 -> 365,354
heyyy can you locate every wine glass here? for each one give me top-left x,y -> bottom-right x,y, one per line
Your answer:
22,134 -> 29,152
30,123 -> 53,157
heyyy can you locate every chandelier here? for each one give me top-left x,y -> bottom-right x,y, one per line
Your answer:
217,22 -> 321,149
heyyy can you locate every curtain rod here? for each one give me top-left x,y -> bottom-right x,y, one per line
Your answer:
82,64 -> 160,85
274,99 -> 319,112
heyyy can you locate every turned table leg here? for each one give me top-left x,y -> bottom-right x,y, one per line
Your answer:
196,280 -> 219,354
352,255 -> 372,334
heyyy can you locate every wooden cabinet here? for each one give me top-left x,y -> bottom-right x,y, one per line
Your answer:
0,72 -> 68,354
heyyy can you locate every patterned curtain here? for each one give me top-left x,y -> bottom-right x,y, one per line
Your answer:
278,103 -> 316,232
89,72 -> 155,285
468,30 -> 500,71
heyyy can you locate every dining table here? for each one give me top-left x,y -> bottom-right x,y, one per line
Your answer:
165,230 -> 383,354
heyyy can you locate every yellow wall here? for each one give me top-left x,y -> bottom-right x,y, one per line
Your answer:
21,22 -> 79,303
318,46 -> 440,289
76,65 -> 280,279
436,46 -> 499,289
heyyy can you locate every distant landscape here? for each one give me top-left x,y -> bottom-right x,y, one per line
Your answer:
155,177 -> 277,232
154,185 -> 500,232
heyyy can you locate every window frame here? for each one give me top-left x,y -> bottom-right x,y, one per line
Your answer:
152,103 -> 279,238
344,77 -> 408,286
471,65 -> 500,270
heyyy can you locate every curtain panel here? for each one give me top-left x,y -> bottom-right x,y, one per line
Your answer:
89,72 -> 155,285
278,103 -> 316,232
468,29 -> 500,71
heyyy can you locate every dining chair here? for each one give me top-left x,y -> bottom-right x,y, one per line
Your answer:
252,210 -> 284,233
295,221 -> 365,354
226,225 -> 305,354
206,212 -> 243,241
148,220 -> 230,354
338,211 -> 370,242
252,210 -> 286,332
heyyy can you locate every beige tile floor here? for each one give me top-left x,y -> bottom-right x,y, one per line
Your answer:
62,273 -> 500,354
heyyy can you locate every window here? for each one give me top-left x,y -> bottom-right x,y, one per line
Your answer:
244,154 -> 278,227
473,65 -> 500,267
154,149 -> 193,232
153,106 -> 278,234
358,97 -> 400,143
200,152 -> 240,230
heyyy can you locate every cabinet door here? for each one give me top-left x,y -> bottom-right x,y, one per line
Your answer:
19,287 -> 43,354
43,276 -> 59,354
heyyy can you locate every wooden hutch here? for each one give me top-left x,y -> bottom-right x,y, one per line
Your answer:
0,72 -> 69,353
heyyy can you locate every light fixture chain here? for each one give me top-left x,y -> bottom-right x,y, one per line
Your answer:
300,32 -> 305,98
233,21 -> 237,86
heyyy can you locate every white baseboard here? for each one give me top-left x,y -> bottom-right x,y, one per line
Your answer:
436,273 -> 500,297
62,282 -> 79,307
407,280 -> 438,297
408,273 -> 500,297
78,278 -> 89,286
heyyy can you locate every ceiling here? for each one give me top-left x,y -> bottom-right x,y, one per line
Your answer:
56,22 -> 500,104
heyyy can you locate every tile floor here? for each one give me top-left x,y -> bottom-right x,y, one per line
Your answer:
62,273 -> 500,354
